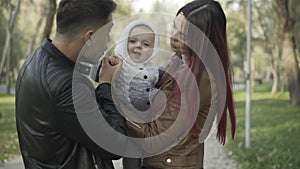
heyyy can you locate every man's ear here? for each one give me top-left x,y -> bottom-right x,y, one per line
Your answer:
83,29 -> 94,44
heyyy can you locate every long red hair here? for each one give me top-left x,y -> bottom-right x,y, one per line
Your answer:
178,0 -> 236,145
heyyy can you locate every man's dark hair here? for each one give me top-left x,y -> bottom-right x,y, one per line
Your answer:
56,0 -> 117,36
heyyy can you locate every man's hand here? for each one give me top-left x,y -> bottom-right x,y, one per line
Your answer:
98,56 -> 122,84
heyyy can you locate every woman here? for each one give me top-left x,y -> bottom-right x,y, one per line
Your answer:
125,0 -> 236,169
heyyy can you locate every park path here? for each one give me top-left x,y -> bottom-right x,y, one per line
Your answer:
0,134 -> 237,169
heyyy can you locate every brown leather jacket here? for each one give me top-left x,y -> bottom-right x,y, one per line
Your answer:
127,57 -> 211,169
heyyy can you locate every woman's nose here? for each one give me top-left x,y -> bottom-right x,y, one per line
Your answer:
170,36 -> 179,42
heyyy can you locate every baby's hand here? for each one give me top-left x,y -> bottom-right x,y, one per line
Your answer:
108,55 -> 121,66
99,56 -> 122,84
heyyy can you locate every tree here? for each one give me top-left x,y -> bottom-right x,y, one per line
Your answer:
26,16 -> 43,56
274,0 -> 300,106
26,0 -> 49,56
41,0 -> 56,40
0,0 -> 21,94
226,10 -> 247,79
224,1 -> 249,83
253,0 -> 283,95
114,0 -> 132,18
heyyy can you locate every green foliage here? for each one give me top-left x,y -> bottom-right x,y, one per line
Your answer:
0,0 -> 27,74
227,84 -> 300,169
0,0 -> 9,8
0,94 -> 19,163
113,0 -> 133,18
223,2 -> 247,81
227,17 -> 246,71
11,30 -> 27,68
0,86 -> 300,167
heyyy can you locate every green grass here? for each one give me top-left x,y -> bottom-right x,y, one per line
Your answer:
0,94 -> 19,163
227,84 -> 300,169
0,84 -> 299,168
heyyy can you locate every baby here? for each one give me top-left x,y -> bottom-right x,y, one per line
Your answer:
93,19 -> 160,169
109,19 -> 160,120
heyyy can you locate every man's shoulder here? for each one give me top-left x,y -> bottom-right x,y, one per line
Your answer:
36,49 -> 73,95
46,61 -> 73,89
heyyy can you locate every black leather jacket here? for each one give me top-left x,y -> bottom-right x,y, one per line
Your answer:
15,39 -> 126,169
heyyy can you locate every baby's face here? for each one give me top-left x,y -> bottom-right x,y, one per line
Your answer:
127,26 -> 155,63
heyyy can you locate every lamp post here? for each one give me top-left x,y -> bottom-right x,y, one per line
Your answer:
245,0 -> 252,148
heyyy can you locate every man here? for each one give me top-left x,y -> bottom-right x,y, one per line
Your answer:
15,0 -> 125,168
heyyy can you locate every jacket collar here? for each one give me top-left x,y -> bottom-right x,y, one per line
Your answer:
41,38 -> 75,67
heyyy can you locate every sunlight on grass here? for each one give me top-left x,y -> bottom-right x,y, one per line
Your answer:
227,84 -> 300,169
0,94 -> 19,163
0,94 -> 15,104
0,85 -> 299,168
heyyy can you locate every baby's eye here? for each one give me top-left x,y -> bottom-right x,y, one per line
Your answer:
144,43 -> 150,47
129,40 -> 136,43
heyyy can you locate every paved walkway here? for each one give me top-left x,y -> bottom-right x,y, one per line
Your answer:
203,135 -> 237,169
0,134 -> 237,169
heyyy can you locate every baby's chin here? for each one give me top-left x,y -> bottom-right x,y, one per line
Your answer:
130,56 -> 149,64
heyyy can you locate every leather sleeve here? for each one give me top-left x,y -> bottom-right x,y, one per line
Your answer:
96,83 -> 127,136
53,73 -> 126,160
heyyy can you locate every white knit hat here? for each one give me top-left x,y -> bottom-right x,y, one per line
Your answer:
114,19 -> 160,66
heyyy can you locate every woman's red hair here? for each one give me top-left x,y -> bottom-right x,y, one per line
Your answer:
178,0 -> 236,145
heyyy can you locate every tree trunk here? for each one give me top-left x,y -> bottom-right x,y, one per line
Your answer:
13,68 -> 18,81
4,18 -> 12,95
275,0 -> 300,106
41,0 -> 56,40
282,31 -> 300,105
270,45 -> 281,95
271,68 -> 279,95
0,28 -> 11,83
0,0 -> 21,91
6,41 -> 11,95
281,70 -> 286,93
253,1 -> 282,95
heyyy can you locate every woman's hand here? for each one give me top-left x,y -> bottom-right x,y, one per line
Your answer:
98,56 -> 122,84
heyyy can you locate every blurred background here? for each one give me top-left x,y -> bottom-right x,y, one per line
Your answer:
0,0 -> 299,169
